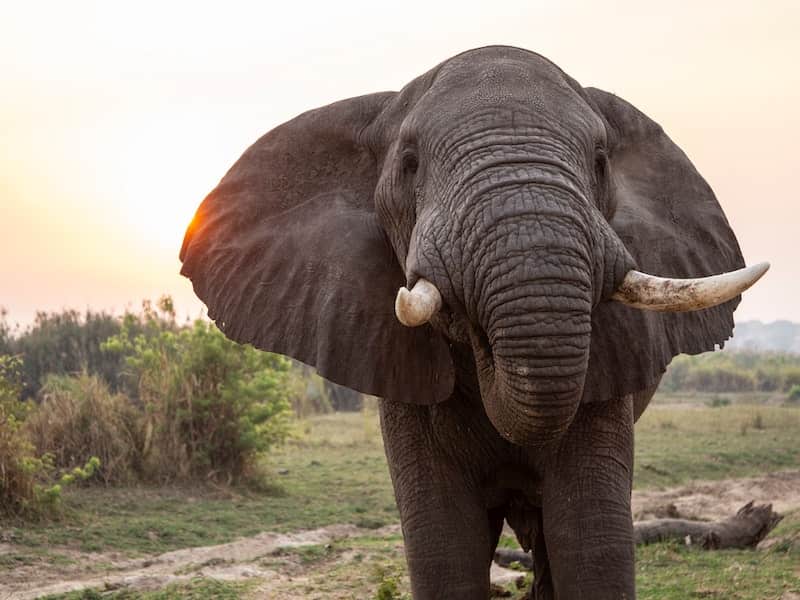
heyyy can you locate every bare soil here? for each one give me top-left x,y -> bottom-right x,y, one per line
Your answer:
632,469 -> 800,521
2,470 -> 798,599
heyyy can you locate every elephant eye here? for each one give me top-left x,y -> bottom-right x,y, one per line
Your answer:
593,147 -> 608,185
401,150 -> 419,175
593,147 -> 614,219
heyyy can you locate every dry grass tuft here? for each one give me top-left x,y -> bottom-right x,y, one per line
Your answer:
27,373 -> 141,485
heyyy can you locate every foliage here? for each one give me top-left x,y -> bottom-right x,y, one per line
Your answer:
287,362 -> 334,417
102,298 -> 293,483
7,309 -> 127,399
375,577 -> 403,600
0,355 -> 99,518
288,368 -> 364,415
0,354 -> 39,516
662,351 -> 800,394
0,308 -> 13,355
27,374 -> 141,485
789,384 -> 800,402
2,296 -> 300,498
0,354 -> 27,419
706,395 -> 730,408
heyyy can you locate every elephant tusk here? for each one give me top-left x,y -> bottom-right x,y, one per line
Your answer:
395,278 -> 443,327
611,262 -> 770,312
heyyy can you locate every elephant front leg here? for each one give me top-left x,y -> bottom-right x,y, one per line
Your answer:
542,395 -> 636,599
381,405 -> 494,600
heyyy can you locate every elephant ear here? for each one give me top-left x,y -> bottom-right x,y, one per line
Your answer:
180,93 -> 454,404
582,87 -> 745,403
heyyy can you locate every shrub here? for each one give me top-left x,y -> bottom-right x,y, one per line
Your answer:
27,374 -> 140,485
287,363 -> 333,418
708,395 -> 731,408
754,368 -> 782,392
0,355 -> 99,518
103,301 -> 293,484
0,354 -> 41,516
752,412 -> 765,430
662,351 -> 800,394
684,366 -> 755,392
783,368 -> 800,391
789,385 -> 800,402
375,577 -> 403,600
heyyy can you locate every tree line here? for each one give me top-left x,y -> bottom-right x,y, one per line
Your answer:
660,351 -> 800,396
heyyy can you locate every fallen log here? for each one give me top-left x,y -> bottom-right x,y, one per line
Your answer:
633,501 -> 783,549
494,502 -> 783,569
494,547 -> 533,570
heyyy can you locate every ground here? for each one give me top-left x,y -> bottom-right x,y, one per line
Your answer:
1,393 -> 799,599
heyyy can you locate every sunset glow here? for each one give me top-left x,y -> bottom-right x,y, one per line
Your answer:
2,0 -> 798,326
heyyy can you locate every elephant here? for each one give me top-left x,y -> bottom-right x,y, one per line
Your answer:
180,46 -> 767,599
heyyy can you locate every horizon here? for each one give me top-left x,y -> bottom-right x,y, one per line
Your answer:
3,1 -> 798,326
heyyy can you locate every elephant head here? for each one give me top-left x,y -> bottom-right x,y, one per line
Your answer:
180,46 -> 766,447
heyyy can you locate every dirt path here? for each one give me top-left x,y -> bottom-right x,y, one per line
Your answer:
2,470 -> 798,599
1,524 -> 404,600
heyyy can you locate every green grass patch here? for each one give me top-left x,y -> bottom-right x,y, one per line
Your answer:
3,406 -> 799,598
636,541 -> 799,599
39,578 -> 256,599
635,405 -> 800,488
4,413 -> 396,557
6,407 -> 800,558
277,534 -> 410,599
0,545 -> 76,569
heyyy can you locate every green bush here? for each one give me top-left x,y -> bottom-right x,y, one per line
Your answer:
0,354 -> 39,516
788,385 -> 800,402
0,355 -> 99,518
103,299 -> 293,484
375,577 -> 402,600
662,351 -> 800,394
783,368 -> 800,390
707,395 -> 731,408
684,365 -> 755,392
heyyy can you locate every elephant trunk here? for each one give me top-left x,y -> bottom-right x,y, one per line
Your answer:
462,187 -> 618,448
472,277 -> 593,447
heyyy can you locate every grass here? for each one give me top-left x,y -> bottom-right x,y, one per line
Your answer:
3,400 -> 799,598
635,403 -> 800,488
38,578 -> 257,599
652,390 -> 782,406
258,533 -> 411,599
6,412 -> 396,557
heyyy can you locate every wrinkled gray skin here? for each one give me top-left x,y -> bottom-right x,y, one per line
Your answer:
181,47 -> 745,598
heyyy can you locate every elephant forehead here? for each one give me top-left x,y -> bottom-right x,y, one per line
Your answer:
411,48 -> 598,140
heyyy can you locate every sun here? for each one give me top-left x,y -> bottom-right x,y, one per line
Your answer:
109,114 -> 229,257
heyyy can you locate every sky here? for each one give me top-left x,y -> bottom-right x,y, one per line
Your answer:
1,0 -> 798,328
